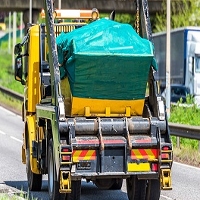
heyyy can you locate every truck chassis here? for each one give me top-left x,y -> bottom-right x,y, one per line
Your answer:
14,0 -> 173,199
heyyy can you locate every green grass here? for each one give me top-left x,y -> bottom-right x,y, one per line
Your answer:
169,97 -> 200,150
0,40 -> 23,114
169,97 -> 200,166
0,92 -> 22,114
0,40 -> 23,94
169,96 -> 200,125
0,194 -> 23,200
0,193 -> 35,200
0,191 -> 27,200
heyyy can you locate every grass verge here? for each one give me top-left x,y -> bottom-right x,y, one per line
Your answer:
173,146 -> 200,167
0,194 -> 24,200
0,92 -> 22,115
169,100 -> 200,167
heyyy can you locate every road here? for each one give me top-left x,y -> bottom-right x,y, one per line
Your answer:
1,105 -> 200,199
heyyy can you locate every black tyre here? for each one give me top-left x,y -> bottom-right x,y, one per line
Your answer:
26,147 -> 42,191
48,139 -> 66,200
109,178 -> 123,190
66,180 -> 81,200
145,179 -> 161,200
94,179 -> 114,189
126,176 -> 146,200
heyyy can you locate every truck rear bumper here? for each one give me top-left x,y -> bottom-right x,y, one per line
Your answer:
70,171 -> 159,181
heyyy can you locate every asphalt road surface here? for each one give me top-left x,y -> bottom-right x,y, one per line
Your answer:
1,106 -> 200,200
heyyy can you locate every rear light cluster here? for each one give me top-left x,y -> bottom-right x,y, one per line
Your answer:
151,163 -> 158,171
61,148 -> 72,163
151,146 -> 172,172
161,146 -> 171,160
161,146 -> 170,160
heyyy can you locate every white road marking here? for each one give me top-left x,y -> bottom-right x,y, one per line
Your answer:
160,195 -> 174,200
10,136 -> 23,143
0,129 -> 23,143
0,106 -> 14,115
174,161 -> 200,171
0,106 -> 21,119
0,130 -> 6,135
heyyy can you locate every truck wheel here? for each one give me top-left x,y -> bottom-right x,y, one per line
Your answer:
66,180 -> 81,200
48,139 -> 66,200
145,179 -> 160,200
94,179 -> 114,189
126,176 -> 146,200
26,148 -> 42,191
109,178 -> 123,190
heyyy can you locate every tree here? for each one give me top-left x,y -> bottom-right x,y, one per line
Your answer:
4,12 -> 22,28
100,13 -> 135,25
154,0 -> 200,33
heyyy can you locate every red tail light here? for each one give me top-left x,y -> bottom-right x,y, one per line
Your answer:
161,153 -> 169,159
61,148 -> 71,162
161,146 -> 170,160
62,155 -> 71,161
151,163 -> 158,171
162,146 -> 169,150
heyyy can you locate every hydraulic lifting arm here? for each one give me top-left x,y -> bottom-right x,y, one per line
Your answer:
43,0 -> 65,120
135,0 -> 153,41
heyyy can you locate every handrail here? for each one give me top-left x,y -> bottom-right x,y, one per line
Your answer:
1,85 -> 200,140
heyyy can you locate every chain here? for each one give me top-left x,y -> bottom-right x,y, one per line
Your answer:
135,0 -> 140,34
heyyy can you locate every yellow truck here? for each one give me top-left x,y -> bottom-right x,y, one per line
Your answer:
14,0 -> 173,199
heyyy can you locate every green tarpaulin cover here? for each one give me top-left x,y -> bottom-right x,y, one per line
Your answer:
56,19 -> 157,100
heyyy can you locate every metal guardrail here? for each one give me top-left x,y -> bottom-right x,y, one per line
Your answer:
0,86 -> 23,101
169,122 -> 200,140
1,85 -> 200,141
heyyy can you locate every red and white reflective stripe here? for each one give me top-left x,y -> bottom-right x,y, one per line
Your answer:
54,9 -> 93,19
41,9 -> 94,19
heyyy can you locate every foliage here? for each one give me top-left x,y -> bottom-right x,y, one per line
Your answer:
153,0 -> 200,153
0,40 -> 23,94
4,13 -> 23,28
169,96 -> 200,125
173,146 -> 200,167
154,0 -> 200,32
169,96 -> 200,151
0,193 -> 25,200
100,13 -> 135,25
